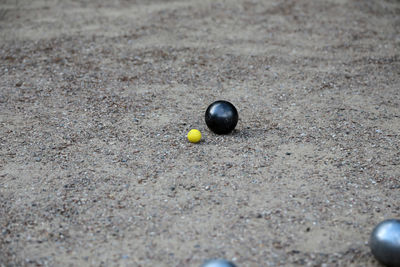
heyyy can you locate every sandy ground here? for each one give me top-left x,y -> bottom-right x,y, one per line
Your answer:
0,0 -> 399,266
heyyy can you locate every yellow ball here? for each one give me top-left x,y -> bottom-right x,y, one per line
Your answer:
187,129 -> 202,143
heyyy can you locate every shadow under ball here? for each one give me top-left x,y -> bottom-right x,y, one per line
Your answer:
370,219 -> 400,267
205,100 -> 238,135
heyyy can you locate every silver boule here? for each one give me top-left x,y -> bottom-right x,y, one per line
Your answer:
201,259 -> 237,267
370,219 -> 400,267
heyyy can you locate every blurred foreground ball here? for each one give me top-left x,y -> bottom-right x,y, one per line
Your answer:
205,100 -> 238,135
370,219 -> 400,267
187,129 -> 202,143
201,259 -> 237,267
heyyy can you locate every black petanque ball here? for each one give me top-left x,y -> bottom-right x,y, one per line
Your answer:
370,219 -> 400,267
205,100 -> 238,135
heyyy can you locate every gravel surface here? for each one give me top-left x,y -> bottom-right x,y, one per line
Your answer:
1,0 -> 399,266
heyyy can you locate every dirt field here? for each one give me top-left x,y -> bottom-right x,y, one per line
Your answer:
1,0 -> 399,266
